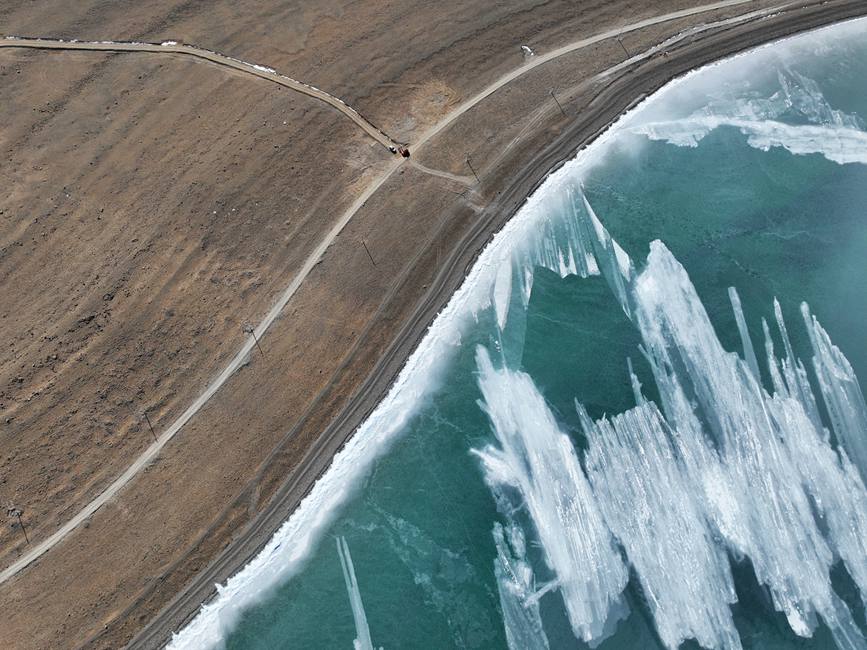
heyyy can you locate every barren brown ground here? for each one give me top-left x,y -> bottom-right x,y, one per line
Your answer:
1,1 -> 864,648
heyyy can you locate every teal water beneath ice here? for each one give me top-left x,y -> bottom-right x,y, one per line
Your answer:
173,18 -> 867,650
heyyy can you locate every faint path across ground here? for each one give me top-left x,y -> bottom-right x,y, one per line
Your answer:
408,160 -> 476,187
0,0 -> 775,585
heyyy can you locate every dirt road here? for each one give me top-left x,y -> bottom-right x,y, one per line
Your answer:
0,36 -> 402,151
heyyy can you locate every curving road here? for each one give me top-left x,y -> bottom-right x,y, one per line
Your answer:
0,0 -> 794,586
410,0 -> 758,152
0,36 -> 403,151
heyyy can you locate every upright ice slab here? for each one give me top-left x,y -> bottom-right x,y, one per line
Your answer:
582,193 -> 867,650
802,303 -> 867,483
492,521 -> 550,650
580,401 -> 742,650
474,347 -> 629,646
336,537 -> 378,650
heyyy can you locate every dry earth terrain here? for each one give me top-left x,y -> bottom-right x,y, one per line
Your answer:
1,0 -> 865,648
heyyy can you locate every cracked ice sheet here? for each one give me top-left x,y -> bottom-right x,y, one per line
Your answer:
555,184 -> 867,650
626,65 -> 867,165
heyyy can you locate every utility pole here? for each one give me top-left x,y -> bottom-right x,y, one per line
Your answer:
361,239 -> 377,267
617,35 -> 630,60
243,324 -> 265,357
550,89 -> 566,117
143,411 -> 157,443
7,507 -> 28,545
127,402 -> 157,443
465,155 -> 480,183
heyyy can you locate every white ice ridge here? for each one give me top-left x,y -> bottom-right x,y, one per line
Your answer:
629,68 -> 867,164
633,116 -> 867,164
578,192 -> 867,649
473,347 -> 629,646
336,537 -> 380,650
483,182 -> 601,331
802,303 -> 867,484
579,401 -> 742,650
492,521 -> 550,650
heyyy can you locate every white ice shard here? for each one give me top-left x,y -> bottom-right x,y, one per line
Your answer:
493,257 -> 513,330
474,347 -> 629,646
554,187 -> 867,649
802,302 -> 867,482
728,287 -> 761,382
575,192 -> 633,316
492,521 -> 550,650
629,241 -> 866,649
336,537 -> 379,650
579,401 -> 742,650
629,68 -> 867,165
